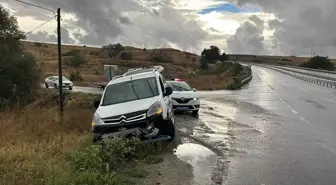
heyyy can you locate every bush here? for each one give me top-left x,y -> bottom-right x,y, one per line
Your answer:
63,49 -> 81,56
192,57 -> 196,63
120,52 -> 133,60
69,70 -> 83,81
89,50 -> 101,56
34,42 -> 42,47
0,52 -> 41,110
230,62 -> 243,76
185,54 -> 191,59
102,43 -> 124,58
150,51 -> 173,63
64,52 -> 88,68
200,58 -> 208,70
143,48 -> 147,51
299,55 -> 335,71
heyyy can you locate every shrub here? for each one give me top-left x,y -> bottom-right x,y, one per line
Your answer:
63,49 -> 81,56
299,55 -> 335,71
200,58 -> 208,70
143,48 -> 147,51
120,51 -> 133,60
34,42 -> 42,47
0,53 -> 41,110
192,57 -> 196,63
64,52 -> 88,68
150,51 -> 173,63
185,54 -> 191,59
102,43 -> 124,58
69,70 -> 83,81
89,50 -> 101,56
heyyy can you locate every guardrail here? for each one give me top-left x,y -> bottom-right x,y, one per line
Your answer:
276,65 -> 336,75
258,64 -> 336,89
275,66 -> 336,81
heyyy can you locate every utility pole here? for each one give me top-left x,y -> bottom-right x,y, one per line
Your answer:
57,8 -> 63,112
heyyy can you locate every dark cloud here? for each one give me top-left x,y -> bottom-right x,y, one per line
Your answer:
27,26 -> 74,44
2,0 -> 207,50
227,15 -> 266,54
119,16 -> 132,25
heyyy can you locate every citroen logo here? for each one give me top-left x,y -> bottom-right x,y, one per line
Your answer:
119,115 -> 127,122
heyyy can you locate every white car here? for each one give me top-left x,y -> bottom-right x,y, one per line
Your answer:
166,79 -> 200,114
91,67 -> 175,142
44,76 -> 73,90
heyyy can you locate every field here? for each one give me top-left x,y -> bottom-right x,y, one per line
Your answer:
0,90 -> 185,185
22,41 -> 250,90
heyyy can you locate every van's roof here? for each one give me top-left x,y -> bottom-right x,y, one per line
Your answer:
107,70 -> 157,86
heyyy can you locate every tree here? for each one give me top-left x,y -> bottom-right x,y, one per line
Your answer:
120,51 -> 133,60
64,52 -> 88,68
220,53 -> 228,61
102,43 -> 124,58
0,5 -> 41,109
300,55 -> 335,71
201,46 -> 221,63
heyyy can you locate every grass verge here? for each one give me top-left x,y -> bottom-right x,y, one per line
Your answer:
0,90 -> 165,185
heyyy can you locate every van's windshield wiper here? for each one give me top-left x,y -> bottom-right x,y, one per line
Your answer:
130,81 -> 139,99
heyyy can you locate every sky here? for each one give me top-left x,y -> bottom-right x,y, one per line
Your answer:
1,0 -> 336,56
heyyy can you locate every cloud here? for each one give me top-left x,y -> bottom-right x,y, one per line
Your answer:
227,15 -> 266,54
225,0 -> 336,56
2,0 -> 208,51
26,26 -> 74,44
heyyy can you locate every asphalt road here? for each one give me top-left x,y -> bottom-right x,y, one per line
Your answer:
173,65 -> 336,185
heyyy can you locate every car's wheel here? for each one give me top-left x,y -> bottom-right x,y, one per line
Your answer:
69,86 -> 73,90
54,83 -> 58,89
158,119 -> 175,141
192,110 -> 199,115
45,83 -> 49,88
92,133 -> 102,143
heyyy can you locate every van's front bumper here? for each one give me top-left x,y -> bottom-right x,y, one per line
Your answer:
91,116 -> 165,141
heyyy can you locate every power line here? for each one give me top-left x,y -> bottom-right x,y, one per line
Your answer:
25,15 -> 57,35
12,0 -> 56,16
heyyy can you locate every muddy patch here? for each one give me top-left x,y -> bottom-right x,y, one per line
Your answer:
174,143 -> 228,185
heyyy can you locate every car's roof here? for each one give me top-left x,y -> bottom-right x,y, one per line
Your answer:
107,71 -> 157,86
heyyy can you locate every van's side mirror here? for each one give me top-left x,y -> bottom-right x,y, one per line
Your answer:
164,86 -> 173,96
93,99 -> 100,108
193,88 -> 196,92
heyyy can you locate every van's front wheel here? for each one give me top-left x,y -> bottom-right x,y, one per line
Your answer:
158,119 -> 175,141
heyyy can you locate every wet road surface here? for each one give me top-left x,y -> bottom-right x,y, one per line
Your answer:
173,65 -> 336,185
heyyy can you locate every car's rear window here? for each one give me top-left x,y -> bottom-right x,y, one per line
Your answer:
101,77 -> 159,106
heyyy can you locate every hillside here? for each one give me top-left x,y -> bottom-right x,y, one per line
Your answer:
23,41 -> 241,90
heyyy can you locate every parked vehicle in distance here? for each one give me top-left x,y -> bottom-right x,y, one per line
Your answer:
166,78 -> 200,114
93,65 -> 118,90
91,66 -> 175,142
44,76 -> 73,90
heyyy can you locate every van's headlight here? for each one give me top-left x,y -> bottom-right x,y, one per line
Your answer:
193,97 -> 200,101
147,102 -> 163,118
92,113 -> 103,127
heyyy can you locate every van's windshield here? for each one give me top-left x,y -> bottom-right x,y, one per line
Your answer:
101,77 -> 159,106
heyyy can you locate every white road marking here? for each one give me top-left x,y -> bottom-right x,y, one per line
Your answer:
300,88 -> 308,92
300,117 -> 309,123
291,109 -> 299,114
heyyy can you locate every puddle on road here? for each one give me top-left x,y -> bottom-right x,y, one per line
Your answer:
174,143 -> 218,185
